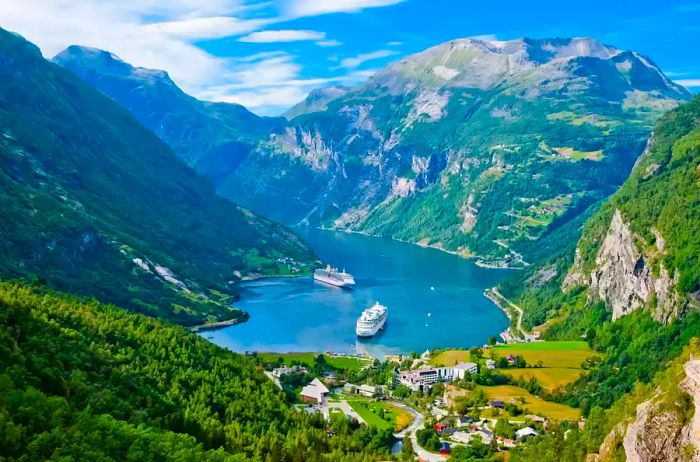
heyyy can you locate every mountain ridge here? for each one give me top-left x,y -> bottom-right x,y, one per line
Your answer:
55,36 -> 691,267
53,44 -> 286,183
0,27 -> 316,325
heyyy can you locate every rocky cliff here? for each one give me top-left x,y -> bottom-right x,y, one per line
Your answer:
56,37 -> 691,266
564,209 -> 684,322
561,95 -> 700,323
594,355 -> 700,462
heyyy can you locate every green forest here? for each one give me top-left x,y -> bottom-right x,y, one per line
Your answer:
0,281 -> 393,461
0,27 -> 316,326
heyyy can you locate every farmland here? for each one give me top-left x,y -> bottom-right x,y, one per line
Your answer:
482,385 -> 580,420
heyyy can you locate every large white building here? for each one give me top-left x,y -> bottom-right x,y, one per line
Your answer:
396,362 -> 478,392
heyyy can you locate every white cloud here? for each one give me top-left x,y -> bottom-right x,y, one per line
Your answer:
340,49 -> 398,68
469,34 -> 499,42
0,0 -> 392,115
387,41 -> 403,46
285,0 -> 407,17
145,16 -> 267,39
316,39 -> 343,47
674,79 -> 700,87
239,29 -> 325,43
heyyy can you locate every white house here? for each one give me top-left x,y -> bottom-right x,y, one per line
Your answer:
516,427 -> 538,440
358,384 -> 377,397
396,362 -> 478,391
300,378 -> 329,404
452,362 -> 478,379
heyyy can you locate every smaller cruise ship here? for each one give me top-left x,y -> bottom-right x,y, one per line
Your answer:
314,265 -> 355,288
356,302 -> 388,337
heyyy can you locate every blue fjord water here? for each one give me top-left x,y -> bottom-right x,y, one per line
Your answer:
206,229 -> 511,358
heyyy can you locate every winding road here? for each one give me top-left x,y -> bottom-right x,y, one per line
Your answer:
488,288 -> 537,342
389,401 -> 445,462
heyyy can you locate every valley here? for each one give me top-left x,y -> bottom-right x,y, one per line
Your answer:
0,10 -> 698,462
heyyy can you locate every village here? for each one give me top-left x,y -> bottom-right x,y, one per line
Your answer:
254,339 -> 596,460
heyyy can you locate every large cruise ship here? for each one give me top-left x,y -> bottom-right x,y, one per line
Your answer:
356,302 -> 388,337
313,265 -> 355,288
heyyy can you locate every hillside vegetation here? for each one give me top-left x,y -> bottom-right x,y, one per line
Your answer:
499,96 -> 700,460
0,281 -> 392,461
0,27 -> 316,325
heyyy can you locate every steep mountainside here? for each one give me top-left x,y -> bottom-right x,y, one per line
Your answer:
57,37 -> 690,266
0,28 -> 315,325
224,37 -> 690,265
53,45 -> 285,183
500,96 -> 700,461
501,95 -> 700,330
283,85 -> 350,120
0,281 -> 391,461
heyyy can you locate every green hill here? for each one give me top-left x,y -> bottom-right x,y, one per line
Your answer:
0,28 -> 316,325
495,97 -> 700,458
0,281 -> 392,461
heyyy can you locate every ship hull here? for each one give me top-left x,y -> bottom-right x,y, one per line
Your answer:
356,314 -> 388,337
313,273 -> 355,288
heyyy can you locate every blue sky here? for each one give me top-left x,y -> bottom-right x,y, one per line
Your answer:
1,0 -> 698,115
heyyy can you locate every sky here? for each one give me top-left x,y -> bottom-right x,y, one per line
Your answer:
1,0 -> 698,116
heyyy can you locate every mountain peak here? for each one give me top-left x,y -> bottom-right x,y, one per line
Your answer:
53,45 -> 171,84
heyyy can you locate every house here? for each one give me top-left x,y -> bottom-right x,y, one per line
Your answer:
486,359 -> 496,370
439,442 -> 451,455
457,416 -> 474,427
435,423 -> 447,433
452,362 -> 478,379
300,378 -> 329,404
395,362 -> 478,391
506,354 -> 517,366
272,367 -> 291,378
451,431 -> 471,443
491,400 -> 504,408
516,427 -> 538,440
272,365 -> 307,378
358,384 -> 377,397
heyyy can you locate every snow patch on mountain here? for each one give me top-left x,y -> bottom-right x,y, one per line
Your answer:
432,65 -> 459,80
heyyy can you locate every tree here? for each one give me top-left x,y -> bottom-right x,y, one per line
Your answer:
469,347 -> 484,359
401,436 -> 415,461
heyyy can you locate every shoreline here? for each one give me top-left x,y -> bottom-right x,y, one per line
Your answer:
190,315 -> 247,333
315,225 -> 526,269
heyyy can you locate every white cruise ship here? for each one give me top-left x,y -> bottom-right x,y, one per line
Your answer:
314,265 -> 355,288
356,302 -> 388,337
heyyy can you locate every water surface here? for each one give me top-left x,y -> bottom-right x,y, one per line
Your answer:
206,229 -> 510,358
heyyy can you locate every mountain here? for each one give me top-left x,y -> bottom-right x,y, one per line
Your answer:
0,281 -> 392,461
501,94 -> 700,330
284,85 -> 350,120
53,45 -> 285,183
0,28 -> 316,325
56,37 -> 691,266
222,37 -> 691,265
500,96 -> 700,461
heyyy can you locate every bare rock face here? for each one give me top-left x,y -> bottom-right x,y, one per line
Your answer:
563,247 -> 589,291
569,209 -> 683,322
619,357 -> 700,462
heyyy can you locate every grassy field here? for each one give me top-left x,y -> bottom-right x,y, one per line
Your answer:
346,399 -> 413,431
431,341 -> 599,390
493,341 -> 598,369
256,352 -> 370,371
347,400 -> 394,431
432,341 -> 597,369
482,385 -> 580,420
504,368 -> 585,391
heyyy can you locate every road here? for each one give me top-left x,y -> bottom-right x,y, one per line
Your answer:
389,401 -> 445,462
327,400 -> 366,424
489,288 -> 538,342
